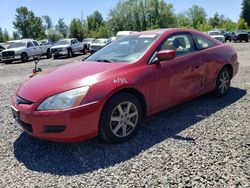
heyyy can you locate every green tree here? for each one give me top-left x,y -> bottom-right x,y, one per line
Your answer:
187,5 -> 207,29
108,0 -> 175,34
42,15 -> 53,31
13,31 -> 20,40
3,29 -> 9,42
208,12 -> 220,28
68,18 -> 85,41
13,6 -> 45,39
241,0 -> 250,26
0,28 -> 3,42
55,18 -> 68,38
47,29 -> 63,42
87,11 -> 104,31
237,18 -> 248,30
176,13 -> 191,28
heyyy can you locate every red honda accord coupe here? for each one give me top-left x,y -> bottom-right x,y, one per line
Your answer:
11,29 -> 239,143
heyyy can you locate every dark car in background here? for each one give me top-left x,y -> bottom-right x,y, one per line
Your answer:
230,31 -> 249,42
0,43 -> 6,62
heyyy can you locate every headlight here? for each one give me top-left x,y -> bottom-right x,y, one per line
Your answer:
37,86 -> 89,110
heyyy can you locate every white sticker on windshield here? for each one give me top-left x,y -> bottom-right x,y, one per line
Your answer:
139,34 -> 157,38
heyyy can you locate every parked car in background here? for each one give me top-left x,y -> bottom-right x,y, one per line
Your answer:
90,38 -> 109,53
108,37 -> 117,43
11,28 -> 238,143
0,43 -> 6,62
230,31 -> 249,42
248,31 -> 250,39
50,38 -> 84,59
116,31 -> 138,39
82,38 -> 95,54
208,31 -> 225,43
39,39 -> 53,58
1,39 -> 43,64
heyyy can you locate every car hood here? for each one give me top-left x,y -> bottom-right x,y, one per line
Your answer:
17,61 -> 128,102
51,44 -> 69,49
211,35 -> 224,38
3,47 -> 25,52
91,43 -> 106,46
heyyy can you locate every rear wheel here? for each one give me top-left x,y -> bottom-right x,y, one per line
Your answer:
83,46 -> 87,54
213,67 -> 231,97
100,92 -> 143,144
21,53 -> 28,63
46,49 -> 51,58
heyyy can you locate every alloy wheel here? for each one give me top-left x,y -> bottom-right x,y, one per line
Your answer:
219,71 -> 230,94
110,102 -> 138,138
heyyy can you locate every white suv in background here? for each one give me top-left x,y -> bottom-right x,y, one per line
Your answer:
1,39 -> 43,64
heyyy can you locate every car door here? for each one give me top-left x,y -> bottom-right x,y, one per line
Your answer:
26,41 -> 35,56
71,39 -> 77,52
32,40 -> 42,55
149,33 -> 204,110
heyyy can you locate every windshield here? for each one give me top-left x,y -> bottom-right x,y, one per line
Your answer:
8,42 -> 26,48
54,39 -> 69,45
209,32 -> 222,36
86,34 -> 159,63
93,39 -> 107,44
40,40 -> 48,45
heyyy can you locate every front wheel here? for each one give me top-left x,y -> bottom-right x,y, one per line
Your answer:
67,49 -> 73,58
213,67 -> 231,97
99,93 -> 143,144
21,53 -> 28,63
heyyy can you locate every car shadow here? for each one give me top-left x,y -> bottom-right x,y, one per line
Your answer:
13,87 -> 246,176
52,53 -> 85,60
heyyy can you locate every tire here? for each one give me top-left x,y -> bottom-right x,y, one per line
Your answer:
246,40 -> 249,43
46,49 -> 51,59
100,92 -> 143,144
83,46 -> 87,54
67,48 -> 73,58
21,53 -> 28,63
213,67 -> 231,97
53,55 -> 58,59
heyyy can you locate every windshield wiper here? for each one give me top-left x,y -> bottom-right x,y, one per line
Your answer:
96,59 -> 114,63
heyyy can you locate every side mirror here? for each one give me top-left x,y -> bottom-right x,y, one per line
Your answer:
157,50 -> 176,61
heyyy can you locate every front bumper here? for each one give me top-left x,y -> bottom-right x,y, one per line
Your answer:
11,95 -> 102,142
51,49 -> 68,56
2,55 -> 21,61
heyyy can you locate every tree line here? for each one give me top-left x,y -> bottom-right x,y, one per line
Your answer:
0,0 -> 249,43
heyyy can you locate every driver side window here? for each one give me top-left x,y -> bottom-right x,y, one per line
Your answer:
160,33 -> 196,56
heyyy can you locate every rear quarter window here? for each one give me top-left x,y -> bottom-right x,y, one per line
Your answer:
195,34 -> 217,50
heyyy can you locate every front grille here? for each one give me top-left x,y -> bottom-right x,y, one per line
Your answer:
20,120 -> 33,133
2,51 -> 14,57
51,48 -> 63,53
16,96 -> 33,105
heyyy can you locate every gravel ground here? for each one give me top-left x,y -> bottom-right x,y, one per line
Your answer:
0,44 -> 249,187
